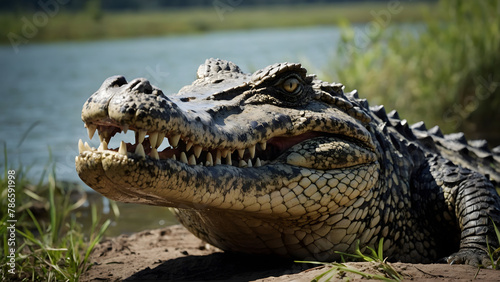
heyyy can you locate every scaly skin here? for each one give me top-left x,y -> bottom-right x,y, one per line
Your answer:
76,59 -> 500,265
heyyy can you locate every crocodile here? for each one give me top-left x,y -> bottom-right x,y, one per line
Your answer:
76,58 -> 500,266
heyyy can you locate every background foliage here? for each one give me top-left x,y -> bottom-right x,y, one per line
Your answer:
0,0 -> 435,12
328,0 -> 500,145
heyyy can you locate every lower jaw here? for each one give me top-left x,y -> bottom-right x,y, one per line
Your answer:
76,149 -> 380,213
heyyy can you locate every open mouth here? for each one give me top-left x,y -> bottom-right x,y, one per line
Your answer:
78,122 -> 339,168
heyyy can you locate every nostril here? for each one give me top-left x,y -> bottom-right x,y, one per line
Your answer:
101,75 -> 127,90
128,78 -> 153,94
107,76 -> 128,88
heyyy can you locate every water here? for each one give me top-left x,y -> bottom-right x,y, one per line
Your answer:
0,26 -> 341,186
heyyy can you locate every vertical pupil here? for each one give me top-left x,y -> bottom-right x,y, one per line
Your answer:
285,79 -> 296,92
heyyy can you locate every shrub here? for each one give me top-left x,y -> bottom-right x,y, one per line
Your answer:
328,0 -> 500,146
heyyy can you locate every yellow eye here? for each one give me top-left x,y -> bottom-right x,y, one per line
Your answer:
283,78 -> 299,93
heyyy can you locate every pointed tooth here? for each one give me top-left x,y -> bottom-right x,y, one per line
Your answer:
206,152 -> 213,166
135,143 -> 145,158
168,134 -> 181,147
78,139 -> 85,154
259,141 -> 267,151
150,148 -> 159,160
248,145 -> 255,159
188,154 -> 196,165
84,142 -> 91,151
186,141 -> 193,152
215,150 -> 222,165
149,132 -> 159,148
98,140 -> 108,151
221,149 -> 229,158
122,124 -> 129,134
255,158 -> 262,167
247,159 -> 252,168
239,159 -> 247,167
118,141 -> 127,155
137,130 -> 147,144
156,132 -> 165,148
238,148 -> 245,159
194,145 -> 203,158
172,154 -> 177,161
226,152 -> 232,166
180,152 -> 188,164
87,124 -> 97,140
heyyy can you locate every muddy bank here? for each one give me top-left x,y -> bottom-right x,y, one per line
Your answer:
82,225 -> 499,281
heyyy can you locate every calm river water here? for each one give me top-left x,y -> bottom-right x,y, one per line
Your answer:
0,26 -> 341,185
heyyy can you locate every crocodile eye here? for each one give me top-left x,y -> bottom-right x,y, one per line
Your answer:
283,78 -> 299,93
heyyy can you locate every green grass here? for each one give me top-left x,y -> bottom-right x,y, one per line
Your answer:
297,238 -> 403,282
324,0 -> 500,145
0,145 -> 113,281
0,2 -> 430,44
486,219 -> 500,269
299,222 -> 500,282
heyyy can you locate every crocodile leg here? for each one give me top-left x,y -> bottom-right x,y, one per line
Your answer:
425,155 -> 500,266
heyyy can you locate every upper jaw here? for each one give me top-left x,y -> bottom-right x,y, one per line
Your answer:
79,75 -> 376,170
79,76 -> 272,168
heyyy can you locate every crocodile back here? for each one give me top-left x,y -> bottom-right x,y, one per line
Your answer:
367,101 -> 500,189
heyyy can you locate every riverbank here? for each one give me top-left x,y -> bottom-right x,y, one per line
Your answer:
82,225 -> 500,281
1,2 -> 431,44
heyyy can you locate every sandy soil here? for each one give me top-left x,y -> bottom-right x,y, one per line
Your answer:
81,225 -> 499,281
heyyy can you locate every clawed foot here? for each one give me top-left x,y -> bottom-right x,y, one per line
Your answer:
446,248 -> 492,267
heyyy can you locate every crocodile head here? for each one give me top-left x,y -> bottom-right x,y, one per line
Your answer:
76,58 -> 380,259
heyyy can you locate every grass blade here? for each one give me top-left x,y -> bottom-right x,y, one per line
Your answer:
48,169 -> 58,243
378,238 -> 384,260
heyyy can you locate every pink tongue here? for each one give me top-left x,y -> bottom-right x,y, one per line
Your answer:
266,132 -> 324,152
